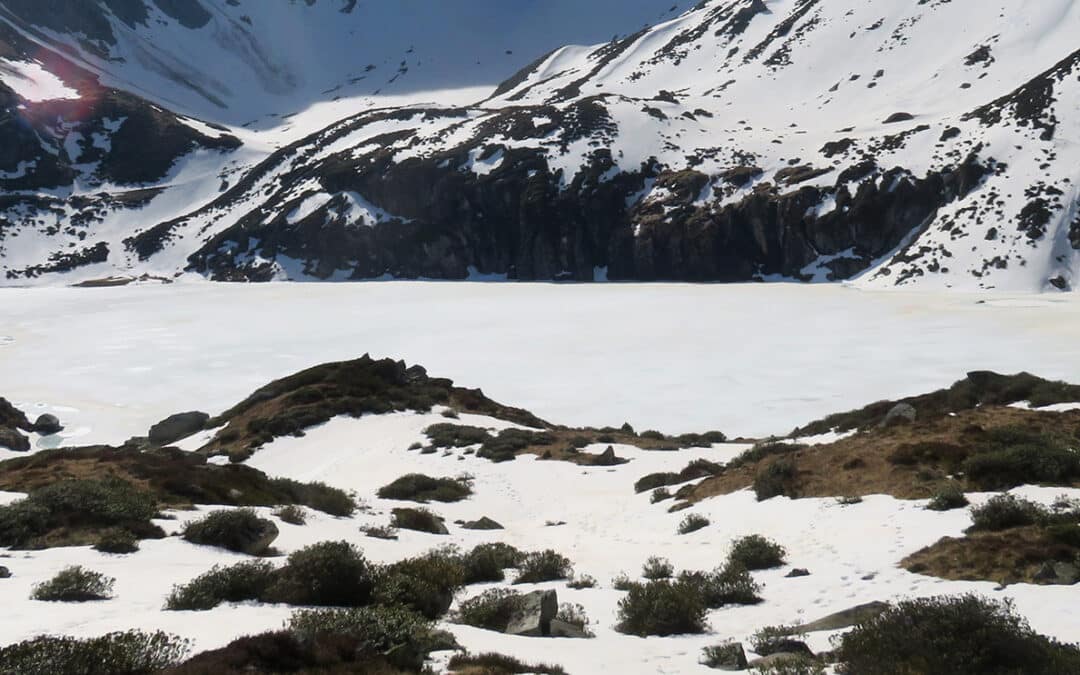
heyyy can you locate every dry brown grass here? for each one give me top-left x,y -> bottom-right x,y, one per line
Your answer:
688,406 -> 1080,502
902,526 -> 1080,585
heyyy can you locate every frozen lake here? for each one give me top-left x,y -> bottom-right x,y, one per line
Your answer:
2,281 -> 1080,446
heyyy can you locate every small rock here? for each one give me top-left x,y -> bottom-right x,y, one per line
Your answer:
756,640 -> 813,658
786,568 -> 811,578
592,445 -> 628,466
461,517 -> 504,530
549,618 -> 591,639
32,413 -> 63,435
0,566 -> 10,579
148,411 -> 210,446
0,427 -> 29,453
505,589 -> 558,637
881,403 -> 916,427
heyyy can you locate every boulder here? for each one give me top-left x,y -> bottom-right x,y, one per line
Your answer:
0,398 -> 30,430
704,642 -> 748,670
461,516 -> 504,530
0,566 -> 10,579
148,411 -> 210,446
785,568 -> 811,578
798,601 -> 890,632
1033,561 -> 1079,585
592,445 -> 628,466
756,639 -> 813,658
881,403 -> 916,427
0,426 -> 29,453
240,518 -> 280,556
749,653 -> 817,669
505,589 -> 557,637
549,618 -> 591,639
32,413 -> 63,435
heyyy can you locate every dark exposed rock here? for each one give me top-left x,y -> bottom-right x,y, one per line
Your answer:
785,568 -> 811,578
0,398 -> 31,431
0,566 -> 10,579
0,426 -> 30,453
881,403 -> 917,427
883,112 -> 915,123
755,639 -> 813,658
505,589 -> 558,637
1033,561 -> 1079,586
32,414 -> 63,435
148,411 -> 210,446
590,445 -> 628,466
797,601 -> 890,632
704,642 -> 748,670
461,516 -> 504,530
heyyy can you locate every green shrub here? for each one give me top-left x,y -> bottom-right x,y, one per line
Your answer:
274,504 -> 306,525
477,428 -> 557,463
635,472 -> 681,493
927,484 -> 970,511
165,560 -> 275,611
615,579 -> 708,636
462,542 -> 526,584
447,652 -> 567,674
556,602 -> 593,636
642,556 -> 674,580
678,564 -> 762,607
728,535 -> 786,570
287,605 -> 430,653
651,487 -> 672,503
267,478 -> 357,517
514,550 -> 573,584
0,630 -> 188,674
751,624 -> 808,655
834,594 -> 1080,674
567,574 -> 597,589
182,508 -> 276,554
32,566 -> 114,602
94,528 -> 139,554
375,547 -> 466,619
964,443 -> 1080,490
377,474 -> 472,503
729,442 -> 806,470
635,459 -> 724,493
391,507 -> 447,534
754,458 -> 797,500
361,524 -> 398,540
454,588 -> 525,631
424,423 -> 492,448
702,642 -> 747,670
968,494 -> 1048,532
752,655 -> 825,675
612,572 -> 634,590
267,540 -> 375,606
678,513 -> 710,535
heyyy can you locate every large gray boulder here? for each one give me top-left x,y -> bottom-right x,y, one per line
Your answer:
798,601 -> 890,632
148,411 -> 210,446
881,403 -> 917,427
505,589 -> 557,637
0,427 -> 29,453
32,413 -> 63,435
0,566 -> 10,579
1033,561 -> 1079,585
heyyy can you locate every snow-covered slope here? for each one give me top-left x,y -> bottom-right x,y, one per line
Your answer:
1,0 -> 1079,289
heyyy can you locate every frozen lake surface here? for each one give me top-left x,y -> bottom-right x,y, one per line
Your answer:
2,281 -> 1080,445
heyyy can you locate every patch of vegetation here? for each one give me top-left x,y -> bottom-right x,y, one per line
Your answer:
634,458 -> 724,493
962,427 -> 1080,490
273,504 -> 306,525
267,540 -> 376,607
927,483 -> 969,511
424,423 -> 493,448
612,572 -> 635,590
361,524 -> 399,540
0,630 -> 189,674
834,594 -> 1080,674
514,550 -> 573,584
478,428 -> 558,463
556,602 -> 593,636
287,605 -> 429,652
374,547 -> 465,619
94,527 -> 139,554
754,458 -> 798,501
182,508 -> 277,554
701,642 -> 746,670
391,507 -> 447,534
751,624 -> 808,656
836,495 -> 863,506
615,579 -> 708,637
678,513 -> 710,535
266,478 -> 357,517
728,535 -> 786,570
454,588 -> 525,631
642,556 -> 674,580
651,487 -> 672,503
32,566 -> 115,602
752,655 -> 825,674
567,574 -> 597,589
377,473 -> 472,503
165,560 -> 276,611
968,494 -> 1049,532
728,442 -> 806,471
447,652 -> 567,675
0,477 -> 161,549
462,542 -> 526,584
678,564 -> 762,607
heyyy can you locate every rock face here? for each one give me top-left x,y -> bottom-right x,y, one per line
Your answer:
505,589 -> 558,637
461,516 -> 504,530
881,403 -> 917,427
0,427 -> 30,453
32,414 -> 63,435
148,411 -> 210,446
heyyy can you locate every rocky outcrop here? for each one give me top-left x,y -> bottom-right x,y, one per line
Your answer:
32,414 -> 63,435
461,516 -> 504,530
0,426 -> 29,452
149,411 -> 210,446
505,589 -> 558,637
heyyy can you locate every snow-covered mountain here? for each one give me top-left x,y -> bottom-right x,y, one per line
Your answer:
1,0 -> 1078,290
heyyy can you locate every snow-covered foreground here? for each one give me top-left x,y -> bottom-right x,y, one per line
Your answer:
3,282 -> 1080,446
1,409 -> 1077,674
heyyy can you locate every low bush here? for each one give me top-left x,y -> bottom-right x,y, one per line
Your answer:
454,588 -> 524,631
424,423 -> 492,448
674,431 -> 728,447
447,652 -> 566,675
267,478 -> 357,517
360,524 -> 398,540
963,442 -> 1080,491
0,630 -> 189,674
678,513 -> 710,535
754,458 -> 797,501
287,605 -> 429,652
165,560 -> 276,611
556,602 -> 593,636
32,566 -> 114,602
182,508 -> 277,554
651,487 -> 672,503
702,642 -> 747,670
927,484 -> 970,511
514,550 -> 573,584
266,540 -> 375,606
612,572 -> 635,590
728,535 -> 786,570
375,547 -> 465,619
462,542 -> 526,584
751,625 -> 808,656
887,441 -> 968,468
642,556 -> 674,580
728,442 -> 806,470
377,473 -> 472,503
94,528 -> 139,554
968,494 -> 1048,532
834,594 -> 1080,674
678,564 -> 762,607
615,579 -> 708,636
634,459 -> 724,493
478,428 -> 557,463
752,655 -> 825,675
273,504 -> 306,525
391,507 -> 447,534
567,574 -> 597,589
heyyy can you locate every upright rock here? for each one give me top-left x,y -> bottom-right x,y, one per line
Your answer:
505,589 -> 558,637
